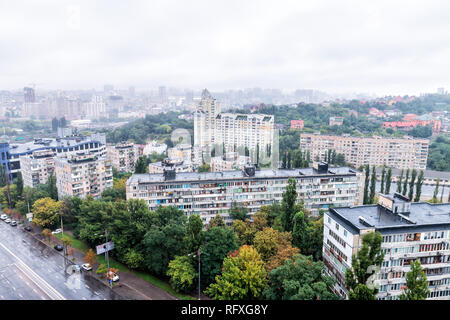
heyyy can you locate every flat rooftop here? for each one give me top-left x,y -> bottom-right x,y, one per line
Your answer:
330,202 -> 450,234
127,166 -> 359,185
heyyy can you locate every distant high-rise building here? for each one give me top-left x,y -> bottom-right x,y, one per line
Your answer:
185,90 -> 194,104
159,86 -> 167,103
104,84 -> 114,93
437,88 -> 446,95
128,86 -> 135,97
23,87 -> 35,103
194,89 -> 221,147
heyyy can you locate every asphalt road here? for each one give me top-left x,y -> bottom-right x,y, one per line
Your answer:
0,219 -> 122,300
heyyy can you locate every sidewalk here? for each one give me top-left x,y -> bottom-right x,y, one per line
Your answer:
28,226 -> 178,300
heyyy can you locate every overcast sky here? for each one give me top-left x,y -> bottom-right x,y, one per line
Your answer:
0,0 -> 449,95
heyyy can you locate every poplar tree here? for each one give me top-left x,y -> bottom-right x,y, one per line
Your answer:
385,168 -> 392,194
408,169 -> 417,201
397,169 -> 403,194
369,166 -> 376,204
380,166 -> 386,194
402,169 -> 409,196
432,178 -> 440,202
363,164 -> 370,204
414,171 -> 424,202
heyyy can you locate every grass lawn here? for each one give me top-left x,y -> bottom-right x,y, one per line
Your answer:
55,232 -> 195,300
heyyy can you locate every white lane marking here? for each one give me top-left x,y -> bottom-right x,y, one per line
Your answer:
18,293 -> 23,298
0,242 -> 66,300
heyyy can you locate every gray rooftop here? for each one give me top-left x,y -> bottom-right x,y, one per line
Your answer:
375,167 -> 450,181
127,166 -> 359,185
330,202 -> 450,234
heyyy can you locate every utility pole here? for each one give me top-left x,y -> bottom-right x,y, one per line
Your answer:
60,208 -> 66,266
197,248 -> 201,300
105,228 -> 111,288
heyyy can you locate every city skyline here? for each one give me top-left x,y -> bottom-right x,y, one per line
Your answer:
1,1 -> 449,95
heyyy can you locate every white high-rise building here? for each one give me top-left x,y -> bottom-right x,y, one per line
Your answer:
83,95 -> 106,119
194,89 -> 221,148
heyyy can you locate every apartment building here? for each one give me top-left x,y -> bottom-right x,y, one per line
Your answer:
148,158 -> 194,174
194,89 -> 275,164
20,150 -> 55,187
7,133 -> 107,180
323,193 -> 450,300
300,133 -> 429,170
55,153 -> 113,199
126,163 -> 363,224
210,152 -> 251,172
106,143 -> 143,172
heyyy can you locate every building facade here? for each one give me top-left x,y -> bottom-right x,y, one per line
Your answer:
106,143 -> 142,173
55,153 -> 113,199
323,193 -> 450,300
20,150 -> 56,187
300,133 -> 429,170
126,164 -> 363,224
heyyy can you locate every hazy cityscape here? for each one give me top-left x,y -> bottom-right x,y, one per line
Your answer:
1,1 -> 450,312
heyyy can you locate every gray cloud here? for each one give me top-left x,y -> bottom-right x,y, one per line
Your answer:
0,0 -> 449,95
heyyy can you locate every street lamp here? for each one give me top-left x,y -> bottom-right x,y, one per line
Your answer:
188,248 -> 202,300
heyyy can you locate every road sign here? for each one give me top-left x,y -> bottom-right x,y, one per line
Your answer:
96,241 -> 114,255
26,213 -> 33,219
28,218 -> 32,222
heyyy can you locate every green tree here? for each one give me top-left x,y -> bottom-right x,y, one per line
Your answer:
229,203 -> 249,221
408,169 -> 417,201
369,166 -> 376,204
15,172 -> 24,199
402,169 -> 410,196
46,174 -> 58,201
397,169 -> 403,194
414,171 -> 424,202
380,166 -> 386,194
197,163 -> 211,172
206,214 -> 225,230
345,232 -> 384,300
385,167 -> 392,194
363,164 -> 370,204
432,178 -> 440,202
281,178 -> 298,232
135,156 -> 148,174
264,254 -> 338,300
185,214 -> 204,253
399,260 -> 430,300
167,255 -> 198,293
206,245 -> 267,300
201,226 -> 238,286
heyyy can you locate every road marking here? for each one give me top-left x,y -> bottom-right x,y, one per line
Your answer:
18,293 -> 23,298
12,286 -> 16,291
0,242 -> 66,300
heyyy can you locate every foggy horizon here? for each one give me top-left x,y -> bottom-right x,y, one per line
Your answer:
1,0 -> 449,96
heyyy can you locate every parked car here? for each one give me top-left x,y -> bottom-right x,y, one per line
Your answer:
81,263 -> 92,271
51,229 -> 62,234
24,226 -> 32,232
5,219 -> 11,224
10,221 -> 17,226
0,214 -> 7,220
53,245 -> 63,251
72,265 -> 81,273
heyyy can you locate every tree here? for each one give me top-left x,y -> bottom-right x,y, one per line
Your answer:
266,244 -> 300,273
345,232 -> 384,300
432,178 -> 440,202
206,245 -> 267,300
385,167 -> 392,194
399,260 -> 430,300
124,249 -> 145,269
206,214 -> 225,230
167,255 -> 198,293
253,227 -> 287,262
42,228 -> 52,242
397,169 -> 403,194
229,203 -> 249,221
61,236 -> 73,254
363,164 -> 370,204
414,171 -> 424,202
32,197 -> 61,229
201,226 -> 238,286
369,166 -> 376,204
134,156 -> 148,174
83,248 -> 97,266
281,178 -> 298,232
402,169 -> 410,196
408,169 -> 417,201
232,219 -> 256,246
46,174 -> 58,201
264,254 -> 338,300
15,172 -> 23,199
185,214 -> 204,253
197,163 -> 211,173
380,166 -> 386,194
